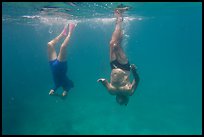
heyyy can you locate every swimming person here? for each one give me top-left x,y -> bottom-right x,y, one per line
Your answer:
48,23 -> 76,97
97,7 -> 140,106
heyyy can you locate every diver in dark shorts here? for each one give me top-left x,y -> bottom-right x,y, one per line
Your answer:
48,23 -> 76,97
97,7 -> 140,106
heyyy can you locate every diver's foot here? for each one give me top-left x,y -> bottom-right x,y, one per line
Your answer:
114,9 -> 124,23
68,23 -> 76,33
62,91 -> 67,97
115,4 -> 129,13
60,25 -> 68,36
49,89 -> 55,95
114,5 -> 129,21
114,9 -> 122,18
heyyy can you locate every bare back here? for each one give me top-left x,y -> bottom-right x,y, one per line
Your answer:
109,68 -> 132,96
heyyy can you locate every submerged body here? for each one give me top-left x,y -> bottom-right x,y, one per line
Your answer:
97,7 -> 140,106
48,23 -> 76,97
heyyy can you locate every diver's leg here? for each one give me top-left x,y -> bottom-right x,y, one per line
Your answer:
47,25 -> 67,61
110,9 -> 128,64
114,43 -> 129,64
57,23 -> 76,62
109,10 -> 123,62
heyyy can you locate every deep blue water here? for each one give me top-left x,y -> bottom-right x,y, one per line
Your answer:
2,2 -> 202,135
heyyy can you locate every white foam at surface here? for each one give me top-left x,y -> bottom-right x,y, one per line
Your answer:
21,14 -> 143,26
20,14 -> 144,39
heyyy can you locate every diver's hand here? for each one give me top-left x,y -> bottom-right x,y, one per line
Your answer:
97,78 -> 106,83
130,64 -> 137,71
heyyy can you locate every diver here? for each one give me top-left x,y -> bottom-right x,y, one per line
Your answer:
97,6 -> 140,106
48,23 -> 76,97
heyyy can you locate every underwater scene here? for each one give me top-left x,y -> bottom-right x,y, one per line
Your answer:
2,2 -> 202,135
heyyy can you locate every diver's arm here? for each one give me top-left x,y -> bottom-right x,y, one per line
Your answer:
130,64 -> 140,96
97,78 -> 114,92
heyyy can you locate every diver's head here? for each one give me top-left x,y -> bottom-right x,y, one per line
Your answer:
111,68 -> 128,86
116,94 -> 129,106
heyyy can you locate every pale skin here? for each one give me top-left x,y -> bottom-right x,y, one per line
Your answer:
98,65 -> 139,96
97,8 -> 140,103
48,23 -> 76,97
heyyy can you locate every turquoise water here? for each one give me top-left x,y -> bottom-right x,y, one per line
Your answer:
2,2 -> 202,135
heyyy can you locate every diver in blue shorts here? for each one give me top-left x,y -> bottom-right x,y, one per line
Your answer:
48,23 -> 76,97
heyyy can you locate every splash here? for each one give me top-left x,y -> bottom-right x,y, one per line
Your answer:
20,14 -> 144,37
22,15 -> 41,19
21,14 -> 142,26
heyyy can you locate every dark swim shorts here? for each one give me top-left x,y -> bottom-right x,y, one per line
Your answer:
49,59 -> 74,91
110,60 -> 130,71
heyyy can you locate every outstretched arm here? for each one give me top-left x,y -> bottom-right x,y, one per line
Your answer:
130,64 -> 140,96
97,78 -> 114,93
